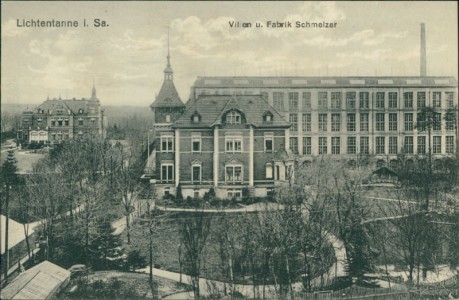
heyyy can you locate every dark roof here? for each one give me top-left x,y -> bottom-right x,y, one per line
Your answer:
193,76 -> 458,88
150,80 -> 184,109
174,95 -> 290,128
36,99 -> 93,114
373,166 -> 398,177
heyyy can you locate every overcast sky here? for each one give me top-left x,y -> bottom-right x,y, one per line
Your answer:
2,1 -> 457,107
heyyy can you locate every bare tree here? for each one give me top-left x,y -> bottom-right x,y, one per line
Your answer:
178,208 -> 213,298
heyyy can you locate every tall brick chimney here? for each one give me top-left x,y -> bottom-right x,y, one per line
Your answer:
420,23 -> 427,76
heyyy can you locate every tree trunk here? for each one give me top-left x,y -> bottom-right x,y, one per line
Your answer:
4,187 -> 10,279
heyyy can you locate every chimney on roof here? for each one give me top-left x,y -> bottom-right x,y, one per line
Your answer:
420,23 -> 427,77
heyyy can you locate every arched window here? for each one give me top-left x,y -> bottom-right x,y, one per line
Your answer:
226,110 -> 241,124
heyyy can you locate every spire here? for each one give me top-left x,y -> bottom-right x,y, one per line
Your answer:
91,78 -> 97,99
164,27 -> 173,81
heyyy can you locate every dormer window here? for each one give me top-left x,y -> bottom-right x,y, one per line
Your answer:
191,111 -> 201,123
165,114 -> 171,123
226,110 -> 241,124
263,111 -> 274,122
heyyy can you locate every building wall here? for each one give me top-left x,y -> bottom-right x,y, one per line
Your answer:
192,85 -> 457,158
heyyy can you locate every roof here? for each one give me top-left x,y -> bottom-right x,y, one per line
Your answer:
173,95 -> 290,128
34,99 -> 96,115
0,261 -> 70,300
193,76 -> 458,88
150,80 -> 185,109
373,166 -> 398,177
1,215 -> 35,255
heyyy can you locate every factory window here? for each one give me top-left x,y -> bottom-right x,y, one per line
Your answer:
417,92 -> 426,108
432,92 -> 441,108
376,92 -> 385,108
303,137 -> 311,155
404,92 -> 413,108
376,113 -> 385,131
318,137 -> 327,155
347,113 -> 356,132
331,92 -> 341,109
289,114 -> 298,132
389,113 -> 398,131
417,136 -> 426,154
376,137 -> 385,155
404,136 -> 414,154
346,92 -> 356,109
318,114 -> 327,132
405,113 -> 413,131
433,136 -> 441,154
389,136 -> 398,155
318,92 -> 328,109
302,92 -> 311,109
388,92 -> 398,108
359,92 -> 369,109
273,92 -> 284,111
347,137 -> 356,154
302,114 -> 311,132
446,92 -> 454,108
360,137 -> 369,154
360,113 -> 369,132
331,137 -> 340,155
446,136 -> 454,154
290,137 -> 298,154
288,92 -> 299,110
331,114 -> 340,131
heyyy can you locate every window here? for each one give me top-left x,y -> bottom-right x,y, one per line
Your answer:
360,113 -> 369,132
433,136 -> 441,154
376,113 -> 385,131
226,137 -> 242,153
360,137 -> 369,154
57,120 -> 63,126
331,92 -> 341,109
389,136 -> 398,154
227,189 -> 242,199
433,92 -> 441,108
263,112 -> 273,122
226,110 -> 241,124
404,92 -> 413,108
226,165 -> 242,183
347,137 -> 356,154
376,92 -> 385,108
161,136 -> 174,152
264,134 -> 273,152
289,92 -> 299,110
302,92 -> 311,109
376,137 -> 385,155
192,112 -> 201,123
165,114 -> 171,123
331,137 -> 340,154
446,136 -> 454,154
318,92 -> 328,109
346,92 -> 356,109
78,118 -> 83,126
290,137 -> 298,154
347,113 -> 356,132
359,92 -> 369,109
446,113 -> 455,131
266,163 -> 273,179
433,113 -> 441,131
273,92 -> 284,110
161,164 -> 174,183
417,92 -> 426,108
404,136 -> 413,154
192,165 -> 201,183
389,113 -> 397,131
404,113 -> 413,131
331,114 -> 341,132
389,92 -> 398,108
318,137 -> 327,154
417,136 -> 426,154
318,114 -> 327,132
446,92 -> 454,108
289,114 -> 298,132
302,114 -> 311,132
51,120 -> 56,126
192,136 -> 201,152
303,137 -> 311,155
64,120 -> 69,126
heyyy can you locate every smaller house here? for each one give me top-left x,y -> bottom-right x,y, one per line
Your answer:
370,166 -> 399,186
0,261 -> 70,299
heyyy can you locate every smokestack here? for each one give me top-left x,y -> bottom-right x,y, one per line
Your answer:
420,23 -> 427,76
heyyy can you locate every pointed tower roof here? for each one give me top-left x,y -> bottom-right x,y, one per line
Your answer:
150,30 -> 184,109
91,79 -> 97,99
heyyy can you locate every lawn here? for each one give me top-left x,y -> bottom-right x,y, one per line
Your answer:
59,270 -> 190,299
0,148 -> 46,174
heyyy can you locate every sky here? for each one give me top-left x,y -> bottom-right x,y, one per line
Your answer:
1,1 -> 458,107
